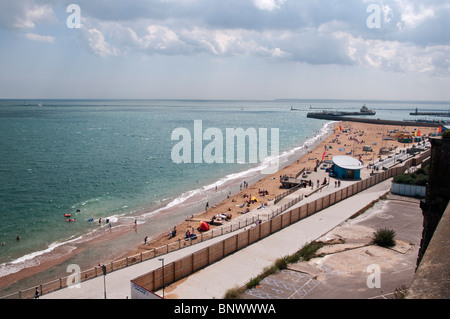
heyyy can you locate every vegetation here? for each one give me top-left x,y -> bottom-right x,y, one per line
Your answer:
296,241 -> 324,261
372,228 -> 396,248
393,164 -> 429,186
223,286 -> 242,299
224,241 -> 324,299
442,130 -> 450,139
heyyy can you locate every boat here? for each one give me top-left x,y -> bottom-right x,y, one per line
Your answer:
307,104 -> 376,118
64,213 -> 71,217
334,105 -> 376,116
359,105 -> 376,115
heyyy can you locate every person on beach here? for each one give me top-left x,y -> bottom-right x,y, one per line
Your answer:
144,236 -> 148,245
168,226 -> 177,239
34,287 -> 40,299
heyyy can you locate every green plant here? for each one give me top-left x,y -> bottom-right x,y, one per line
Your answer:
297,241 -> 324,261
274,257 -> 288,270
393,174 -> 415,185
372,228 -> 396,248
224,241 -> 324,299
246,276 -> 262,290
442,130 -> 450,139
413,174 -> 428,186
223,286 -> 244,299
393,168 -> 429,186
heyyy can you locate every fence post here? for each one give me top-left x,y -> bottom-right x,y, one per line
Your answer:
259,223 -> 262,240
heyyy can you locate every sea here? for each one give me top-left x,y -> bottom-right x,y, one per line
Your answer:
0,99 -> 448,295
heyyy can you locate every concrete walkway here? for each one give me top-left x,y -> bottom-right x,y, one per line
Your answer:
156,179 -> 392,299
42,176 -> 391,299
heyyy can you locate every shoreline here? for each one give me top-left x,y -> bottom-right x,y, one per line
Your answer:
0,120 -> 334,294
0,120 -> 437,297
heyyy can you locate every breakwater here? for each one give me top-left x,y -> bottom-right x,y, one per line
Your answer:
306,113 -> 442,127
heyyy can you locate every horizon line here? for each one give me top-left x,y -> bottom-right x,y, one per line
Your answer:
1,98 -> 450,104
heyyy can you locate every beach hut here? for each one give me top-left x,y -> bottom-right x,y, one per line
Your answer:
331,155 -> 363,179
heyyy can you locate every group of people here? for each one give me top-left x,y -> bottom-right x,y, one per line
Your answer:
240,181 -> 248,190
168,226 -> 177,239
214,213 -> 232,221
184,229 -> 198,240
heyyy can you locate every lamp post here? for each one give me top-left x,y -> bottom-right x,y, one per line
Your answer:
372,152 -> 375,175
158,257 -> 165,299
101,264 -> 107,299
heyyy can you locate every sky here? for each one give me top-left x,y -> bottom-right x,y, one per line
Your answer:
0,0 -> 449,101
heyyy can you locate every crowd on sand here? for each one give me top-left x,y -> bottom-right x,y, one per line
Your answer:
125,121 -> 437,258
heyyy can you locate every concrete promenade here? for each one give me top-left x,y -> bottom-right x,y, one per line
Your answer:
156,179 -> 392,299
42,176 -> 393,299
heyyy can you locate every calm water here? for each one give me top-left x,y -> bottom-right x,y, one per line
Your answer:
0,99 -> 448,291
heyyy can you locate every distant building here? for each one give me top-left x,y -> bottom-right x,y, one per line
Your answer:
331,155 -> 363,179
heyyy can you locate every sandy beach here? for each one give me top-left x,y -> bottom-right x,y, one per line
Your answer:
119,121 -> 437,259
0,120 -> 438,295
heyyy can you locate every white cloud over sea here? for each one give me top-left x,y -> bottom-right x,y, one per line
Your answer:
0,0 -> 449,100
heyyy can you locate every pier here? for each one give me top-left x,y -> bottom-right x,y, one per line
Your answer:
410,108 -> 449,117
306,113 -> 443,127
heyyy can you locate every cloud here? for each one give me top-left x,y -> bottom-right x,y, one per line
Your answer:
2,0 -> 448,76
0,0 -> 56,29
71,2 -> 450,77
77,26 -> 119,58
337,31 -> 450,75
252,0 -> 286,11
24,32 -> 55,43
394,0 -> 435,29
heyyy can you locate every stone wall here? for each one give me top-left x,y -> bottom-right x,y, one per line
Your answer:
418,136 -> 450,266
